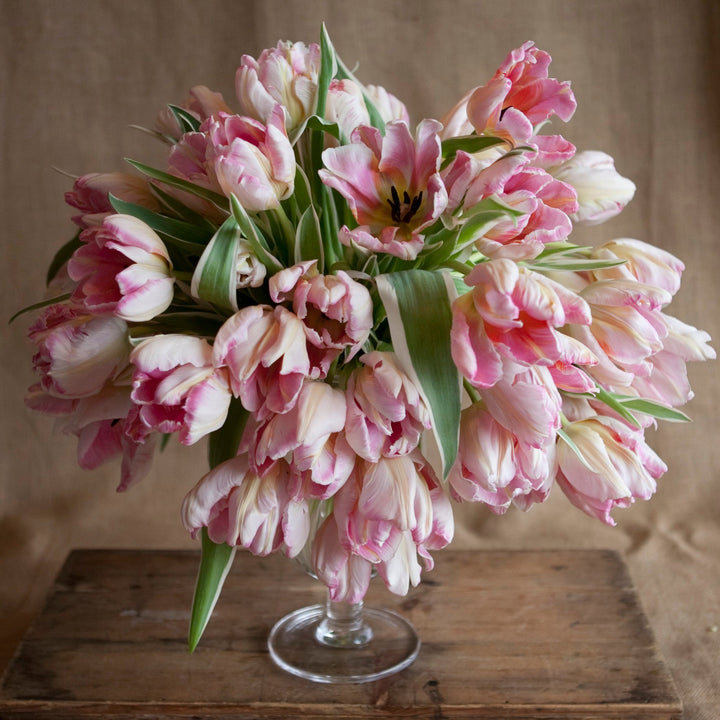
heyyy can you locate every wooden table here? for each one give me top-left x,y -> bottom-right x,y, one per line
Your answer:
0,549 -> 681,719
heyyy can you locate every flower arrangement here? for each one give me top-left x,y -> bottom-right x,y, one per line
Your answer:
20,27 -> 714,649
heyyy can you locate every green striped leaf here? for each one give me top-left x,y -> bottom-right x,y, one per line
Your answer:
191,215 -> 241,313
376,269 -> 461,477
619,397 -> 691,423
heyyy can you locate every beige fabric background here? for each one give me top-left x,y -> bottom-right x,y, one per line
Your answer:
1,0 -> 718,716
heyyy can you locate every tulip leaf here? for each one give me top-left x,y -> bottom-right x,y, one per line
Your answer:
230,195 -> 284,274
188,398 -> 248,653
376,269 -> 461,477
150,183 -> 219,230
441,135 -> 507,165
295,206 -> 324,269
305,115 -> 340,140
618,396 -> 691,423
168,104 -> 201,134
126,159 -> 229,209
188,529 -> 236,653
46,233 -> 82,285
109,195 -> 212,245
594,388 -> 641,428
317,24 -> 338,120
528,257 -> 627,272
8,293 -> 72,325
191,215 -> 241,313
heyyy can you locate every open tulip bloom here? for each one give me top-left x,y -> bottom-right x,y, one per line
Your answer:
19,27 -> 714,650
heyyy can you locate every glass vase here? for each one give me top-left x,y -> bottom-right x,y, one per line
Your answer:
267,590 -> 420,684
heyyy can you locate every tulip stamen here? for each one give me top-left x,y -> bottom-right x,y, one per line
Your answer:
387,186 -> 424,224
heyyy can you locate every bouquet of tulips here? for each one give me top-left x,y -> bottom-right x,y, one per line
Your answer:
21,27 -> 713,648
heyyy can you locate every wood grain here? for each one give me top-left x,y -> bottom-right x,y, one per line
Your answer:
0,549 -> 682,719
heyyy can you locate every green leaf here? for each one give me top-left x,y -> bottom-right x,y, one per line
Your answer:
230,195 -> 284,274
594,388 -> 641,428
305,115 -> 340,140
528,257 -> 627,272
376,269 -> 461,477
126,159 -> 229,209
191,215 -> 241,313
208,397 -> 249,468
46,234 -> 82,285
295,205 -> 324,269
128,312 -> 224,341
9,293 -> 72,324
168,104 -> 201,134
619,397 -> 691,423
108,194 -> 212,245
150,183 -> 219,230
188,529 -> 236,653
188,399 -> 249,653
441,135 -> 507,165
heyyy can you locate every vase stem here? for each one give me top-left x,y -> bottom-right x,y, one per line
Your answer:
315,595 -> 373,647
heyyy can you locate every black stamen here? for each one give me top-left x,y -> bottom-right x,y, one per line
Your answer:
387,185 -> 423,224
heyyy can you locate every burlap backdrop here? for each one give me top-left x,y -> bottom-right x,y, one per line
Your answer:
1,1 -> 718,716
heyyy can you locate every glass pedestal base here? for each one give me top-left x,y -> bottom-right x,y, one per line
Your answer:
267,599 -> 420,684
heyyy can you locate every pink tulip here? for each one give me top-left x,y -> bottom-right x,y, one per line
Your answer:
242,380 -> 354,493
206,106 -> 295,211
129,335 -> 232,445
345,351 -> 431,461
592,238 -> 684,296
213,305 -> 314,419
630,314 -> 715,407
182,455 -> 310,558
551,151 -> 636,225
577,279 -> 672,377
319,120 -> 448,260
155,85 -> 231,140
69,214 -> 175,322
235,41 -> 321,133
312,514 -> 373,603
451,259 -> 592,388
28,302 -> 129,399
65,173 -> 160,228
467,41 -> 577,145
269,261 -> 373,369
481,360 -> 562,449
557,417 -> 665,525
333,454 -> 453,566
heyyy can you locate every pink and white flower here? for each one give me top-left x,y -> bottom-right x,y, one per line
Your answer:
319,120 -> 448,259
345,351 -> 431,461
551,151 -> 636,225
205,107 -> 295,211
182,455 -> 310,557
28,302 -> 130,399
556,416 -> 666,525
236,40 -> 321,133
69,214 -> 175,322
269,261 -> 373,369
129,335 -> 232,445
451,259 -> 592,388
213,305 -> 315,418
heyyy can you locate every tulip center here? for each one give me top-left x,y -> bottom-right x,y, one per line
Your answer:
387,186 -> 423,224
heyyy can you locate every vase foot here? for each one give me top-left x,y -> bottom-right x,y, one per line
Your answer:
267,603 -> 420,684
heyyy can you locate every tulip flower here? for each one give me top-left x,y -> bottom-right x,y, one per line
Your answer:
319,119 -> 448,260
28,302 -> 130,399
155,84 -> 231,140
551,151 -> 636,225
182,455 -> 310,558
312,513 -> 373,603
213,305 -> 315,419
269,261 -> 373,370
206,106 -> 295,211
592,238 -> 684,296
345,351 -> 431,461
69,214 -> 175,322
236,40 -> 321,133
65,173 -> 160,228
442,41 -> 576,146
451,259 -> 592,388
557,417 -> 665,525
129,335 -> 233,445
242,380 -> 354,492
